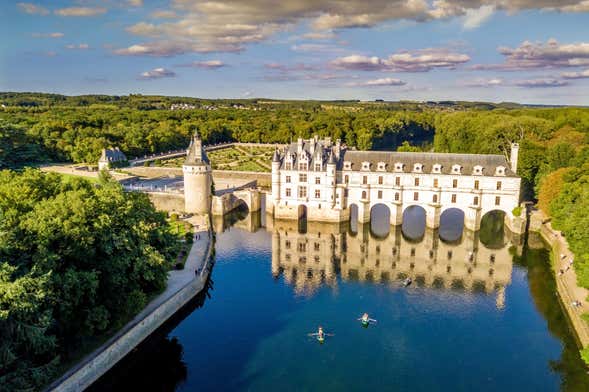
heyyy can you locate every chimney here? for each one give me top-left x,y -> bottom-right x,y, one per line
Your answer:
297,137 -> 303,153
335,139 -> 341,160
510,143 -> 519,174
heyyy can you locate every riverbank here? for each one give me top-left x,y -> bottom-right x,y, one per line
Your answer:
45,227 -> 213,392
530,210 -> 589,348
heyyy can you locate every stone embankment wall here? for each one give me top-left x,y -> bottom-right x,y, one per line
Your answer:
147,192 -> 185,212
213,170 -> 271,188
529,210 -> 589,347
46,232 -> 213,392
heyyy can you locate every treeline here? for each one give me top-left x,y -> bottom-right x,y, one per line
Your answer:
0,170 -> 177,390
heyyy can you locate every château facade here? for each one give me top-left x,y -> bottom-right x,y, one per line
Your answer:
266,137 -> 522,232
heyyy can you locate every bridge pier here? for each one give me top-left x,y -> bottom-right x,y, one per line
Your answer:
464,206 -> 482,232
425,204 -> 441,229
390,202 -> 403,226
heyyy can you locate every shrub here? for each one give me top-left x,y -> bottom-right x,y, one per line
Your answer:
512,206 -> 522,217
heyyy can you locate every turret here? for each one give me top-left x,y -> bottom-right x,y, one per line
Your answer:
510,143 -> 519,174
326,151 -> 337,207
271,148 -> 281,205
183,131 -> 212,214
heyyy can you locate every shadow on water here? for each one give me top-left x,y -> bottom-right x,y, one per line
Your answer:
401,205 -> 426,241
439,208 -> 464,243
515,235 -> 589,391
88,277 -> 216,392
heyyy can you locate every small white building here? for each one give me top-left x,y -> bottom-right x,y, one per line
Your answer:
98,147 -> 127,171
266,137 -> 522,233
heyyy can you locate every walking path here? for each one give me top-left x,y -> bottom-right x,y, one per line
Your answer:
46,227 -> 213,392
532,211 -> 589,346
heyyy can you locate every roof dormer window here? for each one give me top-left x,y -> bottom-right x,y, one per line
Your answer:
361,161 -> 371,171
377,162 -> 387,171
473,165 -> 483,175
413,163 -> 423,173
495,166 -> 506,176
432,164 -> 442,173
343,161 -> 352,170
394,162 -> 404,172
452,164 -> 462,174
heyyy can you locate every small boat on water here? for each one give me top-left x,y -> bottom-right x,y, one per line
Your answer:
402,277 -> 412,287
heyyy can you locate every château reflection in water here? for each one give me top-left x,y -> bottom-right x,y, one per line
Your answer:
214,208 -> 520,309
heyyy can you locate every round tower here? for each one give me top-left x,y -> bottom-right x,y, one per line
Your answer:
326,151 -> 336,207
271,148 -> 281,207
183,131 -> 212,214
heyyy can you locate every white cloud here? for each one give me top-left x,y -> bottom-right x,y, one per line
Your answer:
151,10 -> 178,19
138,67 -> 177,80
32,32 -> 64,38
65,44 -> 90,50
349,77 -> 407,87
331,48 -> 470,72
178,60 -> 226,69
17,2 -> 48,15
514,78 -> 568,88
55,7 -> 107,17
561,69 -> 589,79
472,39 -> 589,70
463,77 -> 504,87
117,1 -> 589,56
462,5 -> 494,29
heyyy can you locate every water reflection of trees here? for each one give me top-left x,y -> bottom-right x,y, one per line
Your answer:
87,277 -> 215,392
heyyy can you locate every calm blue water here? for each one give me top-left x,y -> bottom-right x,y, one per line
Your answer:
91,213 -> 589,392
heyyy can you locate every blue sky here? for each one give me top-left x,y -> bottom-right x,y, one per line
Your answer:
1,1 -> 589,104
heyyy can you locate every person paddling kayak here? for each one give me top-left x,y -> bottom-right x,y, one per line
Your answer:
308,326 -> 333,342
358,313 -> 377,326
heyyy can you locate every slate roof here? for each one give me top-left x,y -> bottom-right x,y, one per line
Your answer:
99,147 -> 127,163
185,132 -> 210,165
341,150 -> 515,177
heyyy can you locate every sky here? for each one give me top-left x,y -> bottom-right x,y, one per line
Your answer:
1,0 -> 589,104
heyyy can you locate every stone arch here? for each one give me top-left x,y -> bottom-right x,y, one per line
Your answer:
402,205 -> 426,241
369,203 -> 391,238
439,207 -> 465,243
479,209 -> 506,249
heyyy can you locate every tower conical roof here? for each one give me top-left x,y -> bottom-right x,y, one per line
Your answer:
185,131 -> 209,165
272,148 -> 280,162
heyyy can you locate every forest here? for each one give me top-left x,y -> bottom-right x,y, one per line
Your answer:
0,170 -> 178,390
1,92 -> 589,384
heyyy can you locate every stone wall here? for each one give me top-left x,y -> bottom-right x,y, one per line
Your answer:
213,170 -> 271,188
146,192 -> 185,213
46,234 -> 213,392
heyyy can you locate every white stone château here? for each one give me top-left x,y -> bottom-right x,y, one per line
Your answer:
183,131 -> 212,214
266,136 -> 522,233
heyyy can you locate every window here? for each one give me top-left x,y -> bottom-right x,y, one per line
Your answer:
345,175 -> 349,184
473,196 -> 479,205
452,179 -> 458,188
314,242 -> 320,251
285,188 -> 291,197
496,181 -> 502,190
433,164 -> 441,173
362,191 -> 367,199
314,163 -> 321,171
433,194 -> 438,203
344,161 -> 351,170
433,178 -> 439,187
299,173 -> 307,182
414,177 -> 420,186
363,176 -> 368,185
378,176 -> 383,185
344,189 -> 349,197
315,189 -> 321,199
451,194 -> 457,203
395,192 -> 400,201
286,175 -> 291,183
285,162 -> 292,170
378,190 -> 383,199
315,177 -> 320,184
362,162 -> 370,170
495,196 -> 500,206
285,240 -> 291,249
299,162 -> 308,171
413,192 -> 419,201
395,176 -> 400,186
298,242 -> 306,252
474,180 -> 479,190
299,186 -> 307,198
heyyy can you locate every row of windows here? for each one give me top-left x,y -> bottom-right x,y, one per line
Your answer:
285,174 -> 323,184
359,190 -> 500,206
284,241 -> 322,252
284,162 -> 324,171
344,175 -> 502,190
